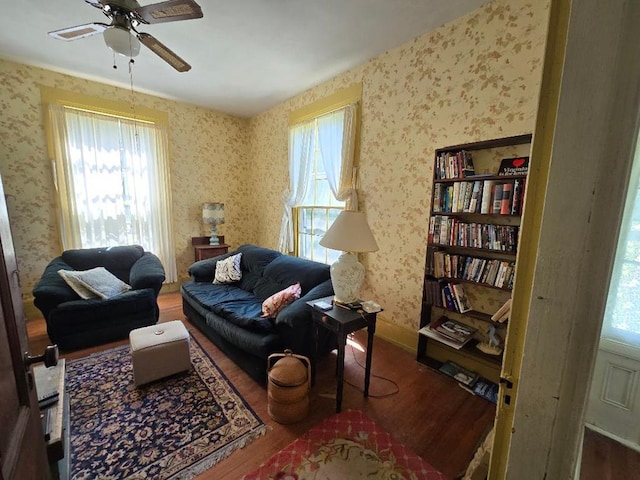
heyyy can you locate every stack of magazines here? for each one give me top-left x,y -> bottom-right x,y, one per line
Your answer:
438,361 -> 499,404
418,315 -> 477,350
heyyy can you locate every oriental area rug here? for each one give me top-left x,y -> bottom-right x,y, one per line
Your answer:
66,336 -> 266,479
243,409 -> 446,480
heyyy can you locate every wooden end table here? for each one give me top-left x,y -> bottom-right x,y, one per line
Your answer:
307,296 -> 378,413
191,236 -> 229,261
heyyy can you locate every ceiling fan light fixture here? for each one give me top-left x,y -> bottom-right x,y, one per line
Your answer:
103,26 -> 140,58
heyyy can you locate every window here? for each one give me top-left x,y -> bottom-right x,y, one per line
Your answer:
294,123 -> 345,263
44,88 -> 177,282
278,84 -> 361,261
602,155 -> 640,351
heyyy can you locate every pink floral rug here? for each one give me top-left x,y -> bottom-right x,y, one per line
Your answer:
243,409 -> 446,480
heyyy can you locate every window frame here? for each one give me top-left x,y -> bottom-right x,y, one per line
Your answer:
288,84 -> 362,262
41,86 -> 177,281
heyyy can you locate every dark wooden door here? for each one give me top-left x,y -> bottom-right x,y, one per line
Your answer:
0,176 -> 50,480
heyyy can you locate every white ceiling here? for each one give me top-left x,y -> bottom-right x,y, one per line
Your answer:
0,0 -> 487,117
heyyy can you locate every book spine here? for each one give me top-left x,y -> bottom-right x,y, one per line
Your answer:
466,182 -> 474,212
452,182 -> 460,213
481,180 -> 494,214
433,183 -> 441,212
468,180 -> 481,213
510,179 -> 522,215
428,216 -> 435,243
500,183 -> 513,215
492,184 -> 503,214
441,283 -> 456,311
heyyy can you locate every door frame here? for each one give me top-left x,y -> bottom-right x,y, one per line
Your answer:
491,0 -> 640,478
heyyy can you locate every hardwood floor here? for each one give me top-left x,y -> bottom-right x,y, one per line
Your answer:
27,293 -> 640,479
580,428 -> 640,480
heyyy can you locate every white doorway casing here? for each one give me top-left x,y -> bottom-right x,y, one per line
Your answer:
492,0 -> 640,478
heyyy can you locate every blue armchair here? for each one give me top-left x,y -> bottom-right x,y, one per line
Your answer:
33,245 -> 165,351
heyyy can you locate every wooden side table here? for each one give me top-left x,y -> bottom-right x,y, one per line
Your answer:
307,296 -> 378,413
192,236 -> 229,261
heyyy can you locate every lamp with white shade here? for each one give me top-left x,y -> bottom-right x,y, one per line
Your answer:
202,202 -> 225,245
319,210 -> 378,305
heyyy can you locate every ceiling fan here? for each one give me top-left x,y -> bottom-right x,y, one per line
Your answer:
48,0 -> 203,72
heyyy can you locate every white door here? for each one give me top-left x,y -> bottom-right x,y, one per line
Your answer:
585,142 -> 640,450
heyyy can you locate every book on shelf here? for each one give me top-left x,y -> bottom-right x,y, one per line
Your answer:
468,180 -> 482,213
433,183 -> 442,212
452,182 -> 460,212
462,182 -> 474,212
497,156 -> 529,176
461,151 -> 476,177
433,315 -> 477,344
491,183 -> 503,214
435,150 -> 476,179
500,182 -> 513,215
451,283 -> 472,313
480,180 -> 494,214
438,360 -> 479,387
480,180 -> 495,213
491,298 -> 511,323
419,320 -> 473,350
511,178 -> 523,215
441,283 -> 457,311
472,377 -> 499,404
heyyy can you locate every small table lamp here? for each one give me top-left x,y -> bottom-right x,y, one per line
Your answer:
319,210 -> 378,305
202,202 -> 225,245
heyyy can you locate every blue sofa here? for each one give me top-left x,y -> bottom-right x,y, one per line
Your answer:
181,244 -> 336,382
33,245 -> 165,351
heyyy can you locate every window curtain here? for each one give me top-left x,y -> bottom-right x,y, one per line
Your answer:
277,121 -> 315,253
48,104 -> 177,282
600,143 -> 640,351
316,103 -> 358,210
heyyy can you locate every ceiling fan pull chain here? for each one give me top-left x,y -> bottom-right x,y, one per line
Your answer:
112,51 -> 117,70
128,58 -> 140,148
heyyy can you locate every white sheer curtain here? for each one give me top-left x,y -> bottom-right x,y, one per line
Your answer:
278,121 -> 315,253
316,103 -> 358,210
48,104 -> 177,282
600,141 -> 640,351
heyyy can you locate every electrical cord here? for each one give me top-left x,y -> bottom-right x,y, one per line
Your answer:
342,310 -> 400,398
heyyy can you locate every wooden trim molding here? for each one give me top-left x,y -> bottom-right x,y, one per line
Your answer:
288,83 -> 363,126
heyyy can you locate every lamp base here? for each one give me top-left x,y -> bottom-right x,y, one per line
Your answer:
209,225 -> 220,245
330,252 -> 364,305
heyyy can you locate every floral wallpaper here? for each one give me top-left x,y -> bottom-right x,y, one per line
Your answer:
0,60 -> 251,304
247,0 -> 549,340
0,0 -> 549,343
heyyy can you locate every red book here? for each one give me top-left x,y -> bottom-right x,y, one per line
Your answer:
500,183 -> 513,215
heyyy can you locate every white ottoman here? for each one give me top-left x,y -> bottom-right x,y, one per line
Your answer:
130,320 -> 191,386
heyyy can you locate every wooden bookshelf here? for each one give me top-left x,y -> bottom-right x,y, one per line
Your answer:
417,134 -> 532,385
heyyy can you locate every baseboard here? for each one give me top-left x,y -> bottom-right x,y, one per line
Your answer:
161,282 -> 180,294
24,299 -> 40,321
585,423 -> 640,453
373,313 -> 418,355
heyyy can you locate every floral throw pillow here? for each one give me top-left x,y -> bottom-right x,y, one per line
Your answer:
261,282 -> 302,318
213,253 -> 243,284
58,267 -> 131,299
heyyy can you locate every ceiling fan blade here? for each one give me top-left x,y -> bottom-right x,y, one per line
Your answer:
134,0 -> 203,24
48,23 -> 108,41
84,0 -> 104,9
137,32 -> 191,72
